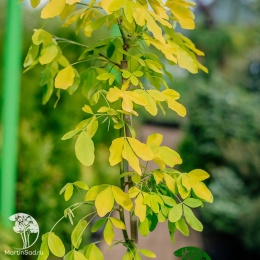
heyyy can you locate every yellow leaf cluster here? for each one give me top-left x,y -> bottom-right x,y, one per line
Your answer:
109,137 -> 154,175
85,185 -> 133,217
177,169 -> 213,202
147,133 -> 182,169
107,87 -> 147,116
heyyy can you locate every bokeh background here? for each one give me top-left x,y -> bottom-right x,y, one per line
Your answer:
0,0 -> 260,259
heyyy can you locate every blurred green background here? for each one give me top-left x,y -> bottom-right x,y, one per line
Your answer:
0,0 -> 260,259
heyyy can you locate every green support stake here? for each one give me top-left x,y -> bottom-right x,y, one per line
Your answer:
0,1 -> 22,225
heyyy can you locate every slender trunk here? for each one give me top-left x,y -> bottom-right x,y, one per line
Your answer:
121,59 -> 138,246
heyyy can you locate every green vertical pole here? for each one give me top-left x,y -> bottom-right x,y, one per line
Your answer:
0,1 -> 22,225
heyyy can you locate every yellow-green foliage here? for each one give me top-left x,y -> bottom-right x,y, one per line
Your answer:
21,0 -> 213,259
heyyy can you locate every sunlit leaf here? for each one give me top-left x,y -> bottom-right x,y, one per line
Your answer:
135,193 -> 146,222
71,220 -> 88,248
183,198 -> 202,208
192,182 -> 213,203
139,249 -> 156,258
103,220 -> 114,245
48,232 -> 65,257
64,183 -> 74,201
41,0 -> 66,19
73,181 -> 89,190
39,44 -> 59,65
110,217 -> 126,230
55,66 -> 75,90
168,203 -> 183,223
37,233 -> 49,260
109,137 -> 124,166
175,218 -> 189,236
95,186 -> 114,217
74,131 -> 95,166
187,169 -> 210,182
183,205 -> 203,232
111,185 -> 133,211
85,184 -> 109,201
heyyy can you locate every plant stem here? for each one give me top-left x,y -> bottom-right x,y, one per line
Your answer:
117,18 -> 139,245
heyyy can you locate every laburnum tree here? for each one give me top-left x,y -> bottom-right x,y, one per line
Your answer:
21,0 -> 213,259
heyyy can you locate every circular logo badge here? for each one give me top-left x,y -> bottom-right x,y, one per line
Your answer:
9,213 -> 40,250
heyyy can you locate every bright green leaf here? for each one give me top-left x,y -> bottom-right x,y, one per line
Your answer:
138,218 -> 150,236
91,218 -> 107,233
73,181 -> 89,190
48,232 -> 65,257
71,219 -> 88,248
103,220 -> 114,245
37,233 -> 49,260
176,218 -> 189,236
39,44 -> 59,65
168,203 -> 183,223
75,131 -> 95,166
183,205 -> 203,232
61,129 -> 81,140
139,249 -> 156,258
183,198 -> 202,208
65,183 -> 74,201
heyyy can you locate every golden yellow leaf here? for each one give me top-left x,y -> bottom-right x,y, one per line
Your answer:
163,173 -> 176,194
106,87 -> 122,102
146,133 -> 163,154
108,0 -> 124,11
39,44 -> 59,65
187,169 -> 210,182
41,0 -> 66,19
122,139 -> 142,175
111,186 -> 133,211
146,12 -> 165,43
128,186 -> 141,198
85,184 -> 109,201
31,0 -> 41,8
177,175 -> 190,199
66,0 -> 80,5
148,0 -> 168,19
127,137 -> 154,161
192,182 -> 213,203
133,3 -> 147,26
104,220 -> 114,245
110,217 -> 126,230
95,186 -> 114,217
135,90 -> 158,116
168,41 -> 198,73
55,66 -> 75,90
32,29 -> 53,46
153,169 -> 164,184
135,193 -> 146,222
159,146 -> 182,167
124,0 -> 134,23
166,0 -> 195,30
109,137 -> 124,166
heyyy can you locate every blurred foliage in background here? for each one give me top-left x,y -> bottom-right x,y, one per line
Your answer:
177,0 -> 260,258
0,0 -> 259,259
